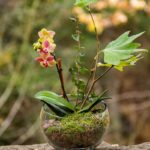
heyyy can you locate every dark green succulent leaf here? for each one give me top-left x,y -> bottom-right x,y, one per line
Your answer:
92,102 -> 107,113
35,91 -> 75,113
75,0 -> 97,7
79,90 -> 110,113
79,97 -> 110,113
102,31 -> 147,66
42,101 -> 69,117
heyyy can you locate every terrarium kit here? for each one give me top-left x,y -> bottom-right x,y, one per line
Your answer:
33,0 -> 147,149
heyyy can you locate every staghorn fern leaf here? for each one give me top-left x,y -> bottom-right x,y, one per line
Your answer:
99,31 -> 147,71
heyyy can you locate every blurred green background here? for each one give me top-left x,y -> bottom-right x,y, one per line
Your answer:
0,0 -> 150,146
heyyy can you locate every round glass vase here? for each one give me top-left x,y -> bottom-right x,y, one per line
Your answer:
40,105 -> 110,150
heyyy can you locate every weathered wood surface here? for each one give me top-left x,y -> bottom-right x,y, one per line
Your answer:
0,142 -> 150,150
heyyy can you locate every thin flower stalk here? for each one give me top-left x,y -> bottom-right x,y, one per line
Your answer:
81,6 -> 101,108
81,66 -> 113,109
75,17 -> 81,106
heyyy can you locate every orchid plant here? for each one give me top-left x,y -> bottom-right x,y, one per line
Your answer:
34,0 -> 147,117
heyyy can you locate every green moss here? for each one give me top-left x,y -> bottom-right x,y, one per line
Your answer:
46,112 -> 108,135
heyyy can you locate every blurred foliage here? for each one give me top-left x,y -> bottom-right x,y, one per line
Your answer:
0,0 -> 150,146
73,0 -> 150,34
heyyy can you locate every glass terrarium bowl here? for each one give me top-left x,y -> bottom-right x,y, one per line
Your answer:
40,103 -> 110,150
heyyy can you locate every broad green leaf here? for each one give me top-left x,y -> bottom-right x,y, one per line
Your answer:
103,31 -> 147,66
75,0 -> 97,7
98,54 -> 143,71
35,91 -> 75,112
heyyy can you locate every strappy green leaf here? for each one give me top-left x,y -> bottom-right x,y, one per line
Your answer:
35,91 -> 75,116
79,90 -> 110,113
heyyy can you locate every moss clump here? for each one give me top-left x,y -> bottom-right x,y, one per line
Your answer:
46,112 -> 108,134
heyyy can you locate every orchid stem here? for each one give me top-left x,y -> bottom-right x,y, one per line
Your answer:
54,56 -> 69,102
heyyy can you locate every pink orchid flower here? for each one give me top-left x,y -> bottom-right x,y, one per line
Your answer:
42,40 -> 56,53
38,28 -> 55,39
34,28 -> 57,68
36,53 -> 56,68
